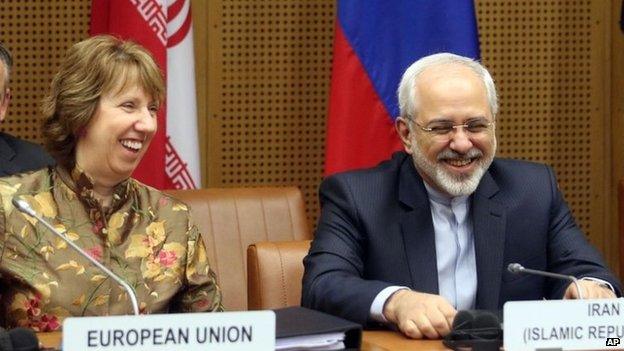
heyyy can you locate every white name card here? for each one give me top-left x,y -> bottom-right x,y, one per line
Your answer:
62,311 -> 275,351
504,299 -> 624,350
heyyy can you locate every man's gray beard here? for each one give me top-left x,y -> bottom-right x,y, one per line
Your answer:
410,140 -> 496,197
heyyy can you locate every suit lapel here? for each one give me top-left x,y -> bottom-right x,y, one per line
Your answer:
0,134 -> 19,176
398,160 -> 439,294
472,170 -> 506,309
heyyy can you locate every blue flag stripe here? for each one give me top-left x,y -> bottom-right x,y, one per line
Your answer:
337,0 -> 480,119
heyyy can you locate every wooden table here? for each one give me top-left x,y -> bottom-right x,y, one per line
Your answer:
37,331 -> 61,350
361,331 -> 448,351
38,330 -> 449,350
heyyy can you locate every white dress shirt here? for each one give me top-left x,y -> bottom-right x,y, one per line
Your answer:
370,183 -> 477,321
369,183 -> 615,323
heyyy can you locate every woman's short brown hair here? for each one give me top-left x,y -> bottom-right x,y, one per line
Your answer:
42,35 -> 165,169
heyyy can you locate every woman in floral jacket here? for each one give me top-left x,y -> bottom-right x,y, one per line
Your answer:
0,35 -> 223,331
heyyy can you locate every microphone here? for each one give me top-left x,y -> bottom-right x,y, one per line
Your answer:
507,263 -> 584,299
443,310 -> 502,351
12,197 -> 140,316
0,327 -> 39,351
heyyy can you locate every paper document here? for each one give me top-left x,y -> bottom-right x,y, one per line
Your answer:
276,332 -> 346,351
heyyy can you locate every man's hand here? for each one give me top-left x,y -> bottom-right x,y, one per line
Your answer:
563,280 -> 616,299
382,289 -> 457,339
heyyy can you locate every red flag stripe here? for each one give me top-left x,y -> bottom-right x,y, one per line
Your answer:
168,0 -> 185,20
324,23 -> 402,176
167,6 -> 192,48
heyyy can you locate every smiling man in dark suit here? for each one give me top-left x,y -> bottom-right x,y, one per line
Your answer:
0,41 -> 54,176
302,53 -> 621,339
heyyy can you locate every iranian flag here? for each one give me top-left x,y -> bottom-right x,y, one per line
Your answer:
90,0 -> 201,189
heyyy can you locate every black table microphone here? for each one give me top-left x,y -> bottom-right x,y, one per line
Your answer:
0,327 -> 39,351
443,310 -> 503,351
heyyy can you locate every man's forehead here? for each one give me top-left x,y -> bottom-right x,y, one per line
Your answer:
413,65 -> 490,121
416,64 -> 486,100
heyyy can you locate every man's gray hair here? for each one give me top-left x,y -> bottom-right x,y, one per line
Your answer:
0,41 -> 13,88
397,53 -> 498,119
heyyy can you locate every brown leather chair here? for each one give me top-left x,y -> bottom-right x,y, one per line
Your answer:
166,187 -> 311,311
247,240 -> 311,310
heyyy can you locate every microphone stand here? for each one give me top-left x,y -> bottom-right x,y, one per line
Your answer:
12,198 -> 140,316
508,263 -> 584,300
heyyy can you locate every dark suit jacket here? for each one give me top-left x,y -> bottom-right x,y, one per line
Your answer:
302,152 -> 621,326
0,132 -> 55,176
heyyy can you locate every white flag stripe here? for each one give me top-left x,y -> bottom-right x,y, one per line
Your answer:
166,11 -> 201,188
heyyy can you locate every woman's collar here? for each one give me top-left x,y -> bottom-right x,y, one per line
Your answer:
57,164 -> 132,212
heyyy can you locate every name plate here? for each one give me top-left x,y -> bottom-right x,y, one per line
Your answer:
62,311 -> 275,351
504,299 -> 624,350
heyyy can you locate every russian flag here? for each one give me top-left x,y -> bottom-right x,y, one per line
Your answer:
325,0 -> 481,176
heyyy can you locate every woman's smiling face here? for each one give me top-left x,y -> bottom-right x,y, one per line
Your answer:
75,82 -> 159,185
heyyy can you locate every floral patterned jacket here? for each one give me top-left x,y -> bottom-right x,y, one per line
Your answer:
0,166 -> 223,331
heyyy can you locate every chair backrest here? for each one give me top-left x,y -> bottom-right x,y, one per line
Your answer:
247,240 -> 311,310
166,187 -> 310,311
